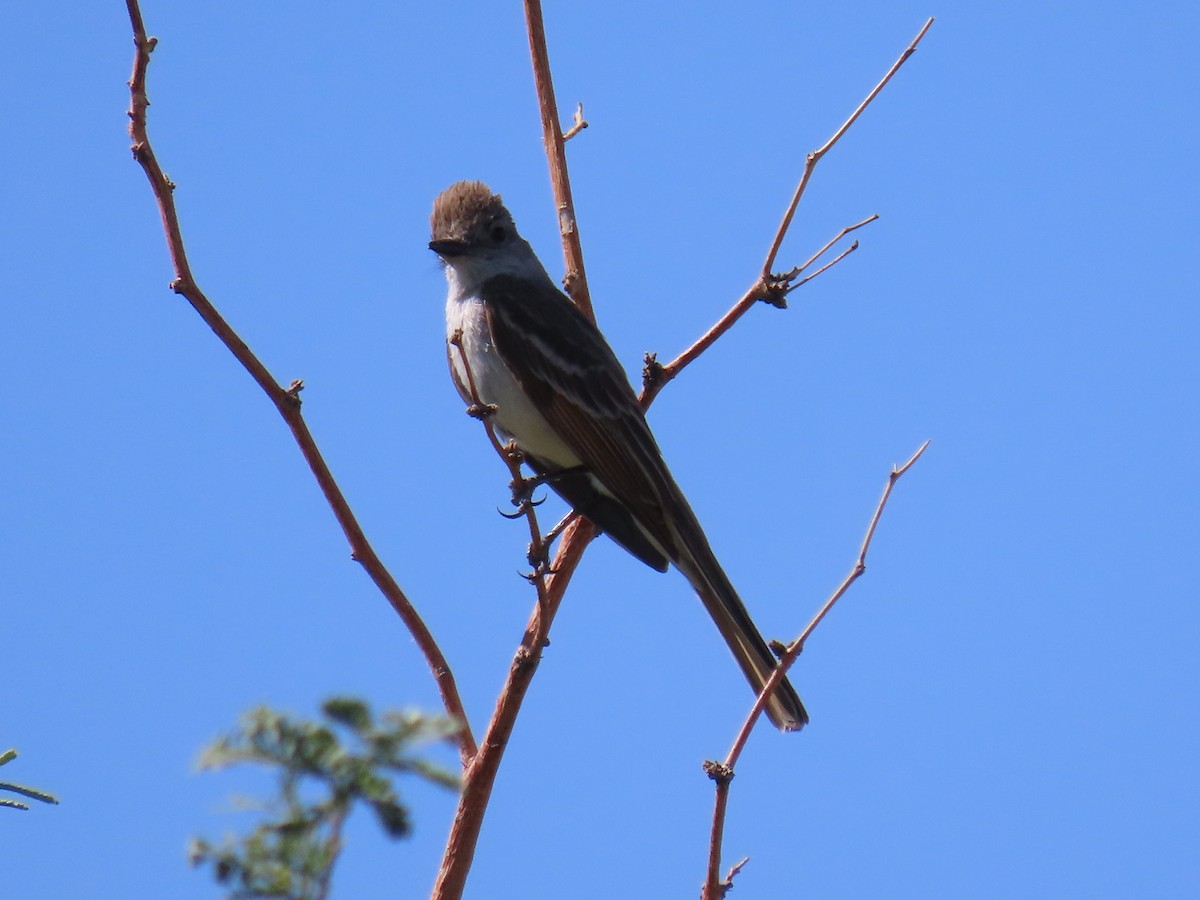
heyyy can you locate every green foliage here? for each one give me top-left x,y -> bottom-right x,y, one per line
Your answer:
0,748 -> 59,811
189,699 -> 460,899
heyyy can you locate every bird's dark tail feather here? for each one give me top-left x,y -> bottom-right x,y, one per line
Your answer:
671,513 -> 808,732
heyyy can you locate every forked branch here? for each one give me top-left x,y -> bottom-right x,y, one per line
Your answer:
761,17 -> 935,277
641,17 -> 934,407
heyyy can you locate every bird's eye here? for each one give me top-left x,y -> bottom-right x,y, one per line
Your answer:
489,225 -> 508,243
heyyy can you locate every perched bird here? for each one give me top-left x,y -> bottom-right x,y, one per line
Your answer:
430,181 -> 807,731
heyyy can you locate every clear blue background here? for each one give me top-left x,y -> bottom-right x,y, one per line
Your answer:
4,2 -> 1197,898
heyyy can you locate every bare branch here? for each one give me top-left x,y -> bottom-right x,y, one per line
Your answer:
719,857 -> 750,897
761,17 -> 934,277
122,0 -> 476,763
785,238 -> 860,295
778,213 -> 879,283
563,102 -> 589,141
642,18 -> 933,409
523,0 -> 594,320
734,440 -> 930,759
701,440 -> 931,899
432,517 -> 597,900
639,213 -> 878,408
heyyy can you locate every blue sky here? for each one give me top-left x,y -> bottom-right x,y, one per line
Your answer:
3,2 -> 1198,898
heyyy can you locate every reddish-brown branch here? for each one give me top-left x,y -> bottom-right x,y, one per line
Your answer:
702,761 -> 735,895
638,214 -> 876,409
431,516 -> 596,900
701,440 -> 930,899
524,0 -> 594,322
640,18 -> 934,409
123,0 -> 476,764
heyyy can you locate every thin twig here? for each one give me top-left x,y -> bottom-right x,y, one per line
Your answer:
122,0 -> 476,764
700,440 -> 930,900
785,239 -> 860,295
702,761 -> 735,897
730,440 -> 929,762
719,856 -> 750,897
563,102 -> 589,141
778,213 -> 879,282
761,17 -> 934,277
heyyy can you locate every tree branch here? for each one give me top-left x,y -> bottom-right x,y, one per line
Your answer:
524,0 -> 594,321
123,0 -> 476,764
701,440 -> 931,899
639,213 -> 878,408
761,17 -> 935,277
431,517 -> 595,900
640,17 -> 934,408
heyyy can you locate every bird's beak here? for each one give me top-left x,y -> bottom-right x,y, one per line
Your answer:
429,238 -> 468,258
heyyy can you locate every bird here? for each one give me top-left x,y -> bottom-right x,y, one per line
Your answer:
430,180 -> 807,731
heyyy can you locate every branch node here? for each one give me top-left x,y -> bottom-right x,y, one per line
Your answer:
466,402 -> 498,421
759,274 -> 790,310
767,639 -> 793,660
279,379 -> 304,410
702,760 -> 735,786
513,645 -> 539,673
561,271 -> 581,301
641,352 -> 665,394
